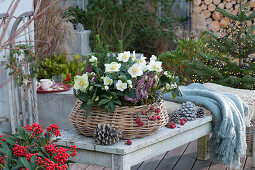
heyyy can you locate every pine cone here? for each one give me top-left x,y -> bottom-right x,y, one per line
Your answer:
169,111 -> 181,123
196,107 -> 206,118
94,124 -> 121,145
178,101 -> 197,120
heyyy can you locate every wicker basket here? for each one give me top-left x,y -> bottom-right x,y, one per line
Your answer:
69,100 -> 169,139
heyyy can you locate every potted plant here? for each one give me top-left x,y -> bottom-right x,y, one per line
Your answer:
70,49 -> 180,139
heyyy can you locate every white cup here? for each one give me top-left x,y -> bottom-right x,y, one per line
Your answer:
40,79 -> 53,90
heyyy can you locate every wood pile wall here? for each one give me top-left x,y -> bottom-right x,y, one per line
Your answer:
192,0 -> 255,34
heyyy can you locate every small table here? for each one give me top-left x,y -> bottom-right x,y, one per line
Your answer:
57,116 -> 212,170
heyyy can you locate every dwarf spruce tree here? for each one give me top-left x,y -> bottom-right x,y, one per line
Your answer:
205,0 -> 255,66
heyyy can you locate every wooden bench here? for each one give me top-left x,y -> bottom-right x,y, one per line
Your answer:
57,114 -> 212,170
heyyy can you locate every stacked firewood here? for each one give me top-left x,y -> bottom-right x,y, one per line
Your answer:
192,0 -> 255,33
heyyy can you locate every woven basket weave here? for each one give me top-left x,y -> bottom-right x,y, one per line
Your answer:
70,100 -> 169,139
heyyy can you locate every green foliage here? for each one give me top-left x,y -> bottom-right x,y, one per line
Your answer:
159,37 -> 222,85
64,6 -> 86,29
185,56 -> 255,89
204,0 -> 255,64
65,0 -> 192,55
6,44 -> 37,87
38,54 -> 86,84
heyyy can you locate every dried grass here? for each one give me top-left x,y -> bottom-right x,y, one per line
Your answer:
34,0 -> 75,60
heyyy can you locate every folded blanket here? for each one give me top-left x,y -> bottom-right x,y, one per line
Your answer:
163,83 -> 250,168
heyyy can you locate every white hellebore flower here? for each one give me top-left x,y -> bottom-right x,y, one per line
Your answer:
102,77 -> 113,86
116,80 -> 127,91
105,62 -> 121,73
147,60 -> 163,72
128,63 -> 143,78
150,55 -> 157,61
131,51 -> 136,61
127,80 -> 133,88
136,55 -> 147,71
89,55 -> 97,62
73,73 -> 89,92
104,86 -> 109,91
117,51 -> 130,62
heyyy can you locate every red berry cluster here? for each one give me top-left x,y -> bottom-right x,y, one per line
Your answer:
0,156 -> 7,164
13,144 -> 28,157
46,124 -> 61,137
136,106 -> 161,127
64,74 -> 71,82
24,123 -> 43,137
0,123 -> 77,170
167,118 -> 188,129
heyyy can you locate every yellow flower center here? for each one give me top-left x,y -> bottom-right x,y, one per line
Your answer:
110,66 -> 116,70
122,54 -> 127,59
132,67 -> 138,74
80,80 -> 85,86
120,84 -> 124,88
106,80 -> 111,84
152,64 -> 157,69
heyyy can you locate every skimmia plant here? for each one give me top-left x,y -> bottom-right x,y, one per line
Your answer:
0,123 -> 76,170
73,50 -> 180,117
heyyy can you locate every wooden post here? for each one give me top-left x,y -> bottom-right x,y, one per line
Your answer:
197,134 -> 210,160
252,131 -> 255,167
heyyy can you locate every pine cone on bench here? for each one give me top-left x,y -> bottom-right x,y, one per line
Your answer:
179,101 -> 197,120
94,124 -> 121,145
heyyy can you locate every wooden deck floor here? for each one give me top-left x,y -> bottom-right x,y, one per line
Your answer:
70,140 -> 255,170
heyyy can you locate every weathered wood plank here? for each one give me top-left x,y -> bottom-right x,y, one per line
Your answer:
243,157 -> 255,170
131,163 -> 143,170
226,157 -> 246,170
137,152 -> 166,170
209,161 -> 226,170
156,143 -> 188,170
192,159 -> 211,170
70,163 -> 89,169
173,141 -> 197,170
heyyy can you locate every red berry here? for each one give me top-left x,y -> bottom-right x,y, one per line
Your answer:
126,140 -> 132,145
180,120 -> 185,125
4,156 -> 6,159
157,116 -> 161,120
150,107 -> 154,111
150,116 -> 157,121
183,118 -> 188,122
138,122 -> 144,127
167,122 -> 176,128
171,124 -> 176,128
136,117 -> 141,123
156,108 -> 161,113
142,110 -> 146,114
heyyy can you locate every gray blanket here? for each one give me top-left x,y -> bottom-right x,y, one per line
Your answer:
163,83 -> 250,168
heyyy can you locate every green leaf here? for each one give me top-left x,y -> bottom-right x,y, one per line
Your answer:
30,155 -> 37,170
98,99 -> 109,106
4,136 -> 16,145
17,125 -> 26,140
105,104 -> 110,113
113,100 -> 121,105
85,105 -> 92,118
109,102 -> 116,113
41,147 -> 50,158
19,157 -> 32,170
80,102 -> 86,109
